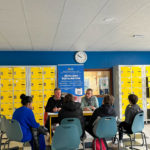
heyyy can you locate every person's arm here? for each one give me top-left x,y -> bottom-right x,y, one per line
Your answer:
94,96 -> 99,108
81,97 -> 91,111
26,109 -> 39,128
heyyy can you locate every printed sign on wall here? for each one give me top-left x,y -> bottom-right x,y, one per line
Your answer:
58,64 -> 84,96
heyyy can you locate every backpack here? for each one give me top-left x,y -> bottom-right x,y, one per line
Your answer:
92,138 -> 107,150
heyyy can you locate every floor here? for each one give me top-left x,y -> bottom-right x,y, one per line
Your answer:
1,124 -> 150,150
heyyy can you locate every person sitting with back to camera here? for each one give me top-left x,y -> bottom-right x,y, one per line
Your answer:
118,94 -> 142,142
13,94 -> 47,150
45,88 -> 64,131
81,88 -> 99,111
58,93 -> 85,138
85,95 -> 116,137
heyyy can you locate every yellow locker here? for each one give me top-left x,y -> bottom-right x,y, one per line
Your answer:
132,88 -> 142,98
13,67 -> 26,79
14,103 -> 22,110
0,68 -> 13,79
146,66 -> 150,77
121,88 -> 131,99
43,67 -> 55,78
32,102 -> 43,114
31,79 -> 43,90
120,67 -> 131,78
121,78 -> 131,88
147,99 -> 150,109
31,91 -> 43,102
131,66 -> 142,77
35,114 -> 44,125
14,91 -> 26,103
1,79 -> 13,91
1,92 -> 13,103
14,79 -> 26,91
43,79 -> 55,90
132,78 -> 142,88
44,90 -> 54,101
1,103 -> 13,115
31,67 -> 43,79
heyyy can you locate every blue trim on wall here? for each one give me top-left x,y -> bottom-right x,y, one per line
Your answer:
0,51 -> 150,68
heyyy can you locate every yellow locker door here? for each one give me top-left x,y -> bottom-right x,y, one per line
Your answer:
131,66 -> 142,77
1,103 -> 13,116
31,67 -> 43,79
14,91 -> 26,103
14,103 -> 22,110
1,79 -> 13,91
147,98 -> 150,109
13,67 -> 26,79
32,102 -> 43,114
31,79 -> 43,91
35,114 -> 44,125
146,66 -> 150,77
121,88 -> 131,99
1,92 -> 13,103
14,79 -> 26,91
120,66 -> 131,78
132,88 -> 142,99
0,68 -> 13,79
31,91 -> 43,102
121,78 -> 131,88
43,79 -> 55,90
132,78 -> 142,88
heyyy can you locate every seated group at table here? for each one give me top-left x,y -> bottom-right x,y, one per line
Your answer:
12,87 -> 142,150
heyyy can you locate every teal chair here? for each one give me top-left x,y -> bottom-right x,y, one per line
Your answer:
93,116 -> 119,149
52,124 -> 81,150
4,119 -> 29,150
122,112 -> 148,150
0,115 -> 7,150
61,118 -> 85,149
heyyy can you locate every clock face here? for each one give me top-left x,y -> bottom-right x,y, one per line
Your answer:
75,51 -> 87,63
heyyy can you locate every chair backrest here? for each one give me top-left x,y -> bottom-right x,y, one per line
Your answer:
0,114 -> 7,133
131,112 -> 144,133
94,116 -> 117,138
5,119 -> 23,142
60,118 -> 82,136
52,124 -> 80,150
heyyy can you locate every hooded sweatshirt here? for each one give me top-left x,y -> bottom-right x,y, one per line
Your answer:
58,101 -> 84,131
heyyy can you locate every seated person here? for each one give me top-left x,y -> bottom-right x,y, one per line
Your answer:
45,88 -> 64,131
118,94 -> 142,141
58,93 -> 85,138
13,94 -> 46,150
81,88 -> 99,111
85,95 -> 116,137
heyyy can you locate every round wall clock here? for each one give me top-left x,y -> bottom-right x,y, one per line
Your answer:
75,51 -> 87,63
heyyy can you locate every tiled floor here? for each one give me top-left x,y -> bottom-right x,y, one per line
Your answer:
1,124 -> 150,150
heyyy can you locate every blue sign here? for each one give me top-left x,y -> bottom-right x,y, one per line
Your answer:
58,64 -> 84,96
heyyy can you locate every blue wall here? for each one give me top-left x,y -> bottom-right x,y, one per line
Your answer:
0,51 -> 150,68
1,51 -> 150,105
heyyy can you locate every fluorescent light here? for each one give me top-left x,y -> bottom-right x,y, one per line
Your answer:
132,35 -> 144,38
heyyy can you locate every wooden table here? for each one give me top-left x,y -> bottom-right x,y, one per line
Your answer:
48,111 -> 93,145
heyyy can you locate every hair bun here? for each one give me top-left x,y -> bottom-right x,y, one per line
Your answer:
20,94 -> 26,100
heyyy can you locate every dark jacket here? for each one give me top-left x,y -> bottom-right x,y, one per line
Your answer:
45,96 -> 64,112
58,101 -> 84,131
89,104 -> 116,128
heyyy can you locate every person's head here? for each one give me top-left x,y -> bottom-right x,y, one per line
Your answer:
128,94 -> 138,105
54,88 -> 61,99
103,95 -> 114,105
64,94 -> 74,103
20,94 -> 33,110
85,88 -> 93,99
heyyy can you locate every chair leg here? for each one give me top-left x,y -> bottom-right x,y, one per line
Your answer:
129,134 -> 133,149
142,132 -> 148,150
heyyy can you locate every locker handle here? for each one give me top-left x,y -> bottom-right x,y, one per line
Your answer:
21,84 -> 25,85
31,83 -> 33,86
8,108 -> 12,110
44,83 -> 46,86
21,72 -> 25,74
8,84 -> 12,86
38,72 -> 42,74
39,95 -> 42,97
1,96 -> 3,99
8,96 -> 12,98
43,71 -> 46,74
8,72 -> 12,74
38,84 -> 42,85
39,107 -> 42,108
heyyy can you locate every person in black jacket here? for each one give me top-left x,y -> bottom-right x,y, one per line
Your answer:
86,95 -> 116,137
58,93 -> 85,138
45,88 -> 64,131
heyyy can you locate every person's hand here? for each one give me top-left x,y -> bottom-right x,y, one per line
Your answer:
83,107 -> 91,111
90,106 -> 96,111
53,107 -> 58,112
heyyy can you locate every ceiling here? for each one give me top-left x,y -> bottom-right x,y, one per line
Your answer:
0,0 -> 150,51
